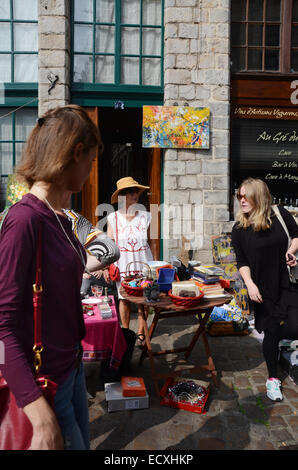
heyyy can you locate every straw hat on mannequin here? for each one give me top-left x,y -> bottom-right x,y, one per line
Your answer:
111,177 -> 149,204
107,176 -> 157,349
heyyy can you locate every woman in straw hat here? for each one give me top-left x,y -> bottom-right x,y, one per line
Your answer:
105,177 -> 158,347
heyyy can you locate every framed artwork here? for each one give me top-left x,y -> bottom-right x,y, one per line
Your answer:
142,106 -> 210,149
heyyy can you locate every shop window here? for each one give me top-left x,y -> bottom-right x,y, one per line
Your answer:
0,107 -> 37,210
72,0 -> 164,87
0,0 -> 38,83
231,0 -> 298,73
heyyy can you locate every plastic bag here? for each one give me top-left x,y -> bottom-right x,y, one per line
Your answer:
208,297 -> 242,324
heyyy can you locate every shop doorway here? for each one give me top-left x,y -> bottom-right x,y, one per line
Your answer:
81,107 -> 162,258
98,107 -> 149,209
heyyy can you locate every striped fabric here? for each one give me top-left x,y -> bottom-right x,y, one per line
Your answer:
62,209 -> 120,268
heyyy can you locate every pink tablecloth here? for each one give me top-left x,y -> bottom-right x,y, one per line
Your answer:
82,296 -> 127,370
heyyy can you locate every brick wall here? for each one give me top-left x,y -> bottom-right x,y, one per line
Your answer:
163,0 -> 231,263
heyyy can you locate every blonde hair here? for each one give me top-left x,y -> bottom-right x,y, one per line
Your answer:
16,105 -> 103,188
236,178 -> 273,231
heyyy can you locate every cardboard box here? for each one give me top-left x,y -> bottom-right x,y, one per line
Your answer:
104,382 -> 149,412
171,280 -> 199,297
121,376 -> 146,396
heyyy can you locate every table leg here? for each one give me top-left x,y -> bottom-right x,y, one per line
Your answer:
184,309 -> 218,386
139,308 -> 160,365
201,330 -> 217,386
184,310 -> 211,360
138,308 -> 160,397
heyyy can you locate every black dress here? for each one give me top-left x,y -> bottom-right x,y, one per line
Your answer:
231,206 -> 298,333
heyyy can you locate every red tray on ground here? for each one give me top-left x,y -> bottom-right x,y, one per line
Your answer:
160,377 -> 210,414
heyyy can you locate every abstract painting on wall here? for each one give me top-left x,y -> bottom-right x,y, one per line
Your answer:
142,106 -> 210,149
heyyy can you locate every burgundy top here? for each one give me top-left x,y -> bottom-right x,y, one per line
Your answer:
0,194 -> 86,407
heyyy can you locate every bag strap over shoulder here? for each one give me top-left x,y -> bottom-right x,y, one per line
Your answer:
115,211 -> 118,246
272,205 -> 291,249
32,223 -> 44,375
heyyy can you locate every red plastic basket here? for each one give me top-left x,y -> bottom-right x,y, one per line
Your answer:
121,279 -> 144,297
121,261 -> 153,297
168,289 -> 204,307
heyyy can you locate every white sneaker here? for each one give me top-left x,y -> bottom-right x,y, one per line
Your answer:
279,339 -> 298,351
266,378 -> 283,401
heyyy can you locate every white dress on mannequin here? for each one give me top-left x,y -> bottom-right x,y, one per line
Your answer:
107,210 -> 153,299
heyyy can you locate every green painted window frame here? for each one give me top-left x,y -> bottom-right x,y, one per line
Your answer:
0,104 -> 38,210
0,0 -> 38,84
71,0 -> 164,106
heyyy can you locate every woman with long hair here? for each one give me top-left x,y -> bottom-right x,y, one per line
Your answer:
232,178 -> 298,401
0,105 -> 103,449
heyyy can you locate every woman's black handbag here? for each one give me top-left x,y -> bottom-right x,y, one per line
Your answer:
273,206 -> 298,284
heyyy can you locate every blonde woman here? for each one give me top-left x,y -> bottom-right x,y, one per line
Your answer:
232,178 -> 298,401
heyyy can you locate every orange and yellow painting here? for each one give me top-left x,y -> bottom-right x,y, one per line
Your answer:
142,106 -> 210,149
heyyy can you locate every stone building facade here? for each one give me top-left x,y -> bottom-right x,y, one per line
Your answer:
2,0 -> 297,263
163,0 -> 231,262
37,0 -> 232,263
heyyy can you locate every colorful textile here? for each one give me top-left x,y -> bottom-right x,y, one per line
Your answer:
81,296 -> 127,369
208,298 -> 242,325
62,209 -> 120,267
62,209 -> 99,247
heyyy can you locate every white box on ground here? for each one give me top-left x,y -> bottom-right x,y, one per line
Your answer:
104,382 -> 149,412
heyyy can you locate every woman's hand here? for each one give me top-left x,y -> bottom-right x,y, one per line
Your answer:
246,280 -> 263,303
91,270 -> 103,280
103,268 -> 110,283
286,251 -> 297,267
24,396 -> 64,450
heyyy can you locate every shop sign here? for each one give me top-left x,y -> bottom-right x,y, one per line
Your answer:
231,118 -> 298,194
233,106 -> 298,120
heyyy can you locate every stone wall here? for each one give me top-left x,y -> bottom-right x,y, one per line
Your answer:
37,0 -> 233,263
38,0 -> 70,115
163,0 -> 231,263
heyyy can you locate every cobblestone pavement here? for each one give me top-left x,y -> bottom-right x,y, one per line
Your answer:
85,312 -> 298,452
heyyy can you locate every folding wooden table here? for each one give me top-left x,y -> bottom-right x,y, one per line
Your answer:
120,288 -> 232,396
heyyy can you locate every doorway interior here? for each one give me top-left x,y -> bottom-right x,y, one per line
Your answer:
94,106 -> 162,258
98,107 -> 150,211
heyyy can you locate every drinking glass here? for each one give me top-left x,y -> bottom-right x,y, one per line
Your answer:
91,284 -> 103,298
